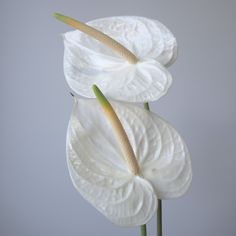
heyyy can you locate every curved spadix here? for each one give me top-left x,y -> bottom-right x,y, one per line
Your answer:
92,84 -> 140,175
54,13 -> 138,64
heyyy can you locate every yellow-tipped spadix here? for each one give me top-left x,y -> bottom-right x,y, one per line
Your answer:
92,84 -> 140,175
53,13 -> 138,64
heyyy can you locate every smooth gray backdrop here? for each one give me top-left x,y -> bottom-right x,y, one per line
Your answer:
1,0 -> 236,235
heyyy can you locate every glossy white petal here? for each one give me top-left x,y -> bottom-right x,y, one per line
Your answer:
63,37 -> 172,102
63,16 -> 176,103
67,98 -> 157,226
67,98 -> 191,225
110,102 -> 192,199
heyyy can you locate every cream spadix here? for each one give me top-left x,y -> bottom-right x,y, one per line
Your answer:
66,91 -> 192,226
92,84 -> 140,175
54,13 -> 138,64
54,14 -> 175,102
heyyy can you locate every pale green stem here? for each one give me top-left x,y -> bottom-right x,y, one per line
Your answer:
143,102 -> 162,236
143,102 -> 150,111
157,199 -> 162,236
140,224 -> 147,236
139,103 -> 149,236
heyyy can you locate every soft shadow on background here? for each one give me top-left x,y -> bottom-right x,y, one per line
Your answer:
1,0 -> 236,235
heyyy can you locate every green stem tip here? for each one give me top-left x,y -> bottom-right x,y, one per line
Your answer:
53,12 -> 67,22
92,84 -> 110,108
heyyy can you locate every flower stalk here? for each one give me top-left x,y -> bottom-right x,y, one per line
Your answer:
141,224 -> 147,236
157,199 -> 162,236
144,102 -> 162,236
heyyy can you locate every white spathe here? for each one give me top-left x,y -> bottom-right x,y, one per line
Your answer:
63,16 -> 177,102
67,98 -> 192,226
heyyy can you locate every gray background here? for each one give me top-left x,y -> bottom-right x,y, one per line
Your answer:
1,0 -> 236,235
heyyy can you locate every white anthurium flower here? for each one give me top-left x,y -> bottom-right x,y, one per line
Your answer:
67,85 -> 192,226
54,13 -> 177,102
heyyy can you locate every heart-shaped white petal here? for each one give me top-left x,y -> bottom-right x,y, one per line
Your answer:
67,100 -> 157,226
67,98 -> 157,226
63,15 -> 176,102
64,37 -> 172,102
67,98 -> 192,226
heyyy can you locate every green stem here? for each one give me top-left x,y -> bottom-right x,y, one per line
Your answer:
157,199 -> 162,236
143,102 -> 150,111
139,103 -> 149,236
140,224 -> 147,236
143,102 -> 162,236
